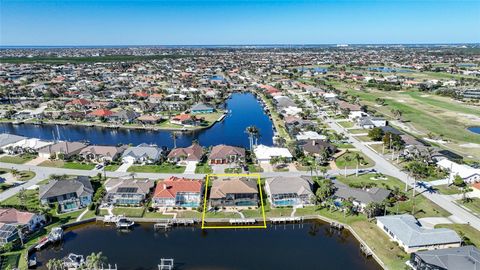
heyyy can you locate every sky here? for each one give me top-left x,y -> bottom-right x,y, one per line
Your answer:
1,0 -> 479,46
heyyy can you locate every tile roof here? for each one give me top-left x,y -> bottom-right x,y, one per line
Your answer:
210,178 -> 258,199
153,176 -> 203,199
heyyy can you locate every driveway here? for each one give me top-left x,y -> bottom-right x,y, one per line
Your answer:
116,161 -> 133,172
184,161 -> 198,174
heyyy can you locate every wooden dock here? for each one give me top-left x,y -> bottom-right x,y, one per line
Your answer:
270,217 -> 303,224
158,258 -> 174,270
229,218 -> 257,225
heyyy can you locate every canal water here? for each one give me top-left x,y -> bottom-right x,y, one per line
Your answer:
35,222 -> 381,270
0,93 -> 274,149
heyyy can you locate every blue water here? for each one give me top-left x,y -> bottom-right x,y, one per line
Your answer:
209,75 -> 225,81
368,66 -> 414,73
274,199 -> 297,206
468,126 -> 480,135
297,67 -> 328,73
0,93 -> 274,149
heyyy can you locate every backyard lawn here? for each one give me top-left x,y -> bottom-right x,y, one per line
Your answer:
112,207 -> 145,217
435,224 -> 480,247
104,164 -> 121,171
127,164 -> 186,173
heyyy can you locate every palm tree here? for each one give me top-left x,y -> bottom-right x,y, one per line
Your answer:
245,125 -> 259,151
353,153 -> 364,177
85,251 -> 108,269
46,258 -> 63,270
344,155 -> 352,177
171,131 -> 179,149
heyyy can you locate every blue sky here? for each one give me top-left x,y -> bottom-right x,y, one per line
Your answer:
1,0 -> 479,45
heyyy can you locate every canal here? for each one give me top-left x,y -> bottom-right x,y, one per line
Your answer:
0,93 -> 274,149
35,222 -> 381,270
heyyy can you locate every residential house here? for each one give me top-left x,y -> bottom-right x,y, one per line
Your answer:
109,110 -> 139,124
170,114 -> 201,126
167,143 -> 204,164
296,131 -> 327,141
333,180 -> 391,211
253,144 -> 293,164
79,145 -> 127,163
437,159 -> 480,184
152,176 -> 203,208
357,117 -> 388,129
136,114 -> 162,124
190,103 -> 214,114
209,178 -> 259,208
409,246 -> 480,270
0,208 -> 45,232
0,223 -> 19,245
300,140 -> 337,157
39,176 -> 93,212
121,143 -> 163,164
209,144 -> 246,164
86,109 -> 114,120
6,138 -> 54,155
376,214 -> 462,253
37,141 -> 88,159
104,178 -> 155,206
265,176 -> 315,207
0,134 -> 26,151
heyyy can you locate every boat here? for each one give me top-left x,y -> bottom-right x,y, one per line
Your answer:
63,253 -> 85,268
35,227 -> 63,250
116,217 -> 135,229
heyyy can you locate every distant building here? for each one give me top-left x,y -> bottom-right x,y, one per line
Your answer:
376,214 -> 461,253
190,103 -> 214,114
253,145 -> 292,164
409,246 -> 480,270
437,159 -> 480,184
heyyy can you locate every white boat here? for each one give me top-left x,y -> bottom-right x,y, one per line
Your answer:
63,253 -> 85,268
116,217 -> 135,229
48,227 -> 64,242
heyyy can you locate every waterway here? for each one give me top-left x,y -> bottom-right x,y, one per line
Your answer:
0,93 -> 274,149
35,222 -> 381,270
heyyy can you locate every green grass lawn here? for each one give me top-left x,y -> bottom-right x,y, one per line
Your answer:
247,164 -> 264,173
195,163 -> 213,174
338,121 -> 354,128
112,207 -> 145,217
0,154 -> 36,164
128,164 -> 186,173
176,211 -> 202,219
143,211 -> 174,219
203,211 -> 242,218
348,129 -> 369,134
104,164 -> 121,171
435,184 -> 463,195
16,171 -> 36,181
0,189 -> 40,211
224,168 -> 242,173
336,174 -> 450,218
459,198 -> 480,214
38,160 -> 95,170
335,151 -> 374,169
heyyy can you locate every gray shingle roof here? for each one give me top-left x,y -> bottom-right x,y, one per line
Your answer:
191,103 -> 213,111
39,176 -> 93,200
377,214 -> 461,247
122,144 -> 162,160
0,134 -> 26,148
414,246 -> 480,270
266,176 -> 314,197
333,180 -> 390,205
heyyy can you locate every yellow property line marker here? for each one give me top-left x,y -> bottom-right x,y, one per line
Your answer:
201,173 -> 267,229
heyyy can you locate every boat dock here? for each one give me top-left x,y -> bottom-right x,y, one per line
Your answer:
154,219 -> 199,230
229,218 -> 257,225
270,217 -> 303,224
158,258 -> 174,270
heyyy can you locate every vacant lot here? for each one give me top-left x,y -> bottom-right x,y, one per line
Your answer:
128,164 -> 186,173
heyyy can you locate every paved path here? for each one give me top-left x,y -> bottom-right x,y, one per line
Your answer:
184,161 -> 197,174
76,208 -> 89,221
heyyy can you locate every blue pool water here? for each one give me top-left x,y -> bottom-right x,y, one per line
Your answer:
274,199 -> 297,206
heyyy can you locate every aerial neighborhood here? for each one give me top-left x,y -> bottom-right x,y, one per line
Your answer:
0,46 -> 479,270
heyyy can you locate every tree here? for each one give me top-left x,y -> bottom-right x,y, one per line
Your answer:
453,174 -> 465,187
315,179 -> 335,202
46,258 -> 64,270
343,154 -> 352,177
171,131 -> 179,149
84,252 -> 108,269
353,153 -> 364,177
368,127 -> 384,141
364,201 -> 385,218
245,125 -> 260,151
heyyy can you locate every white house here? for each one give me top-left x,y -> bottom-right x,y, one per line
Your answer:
376,214 -> 461,253
437,159 -> 480,184
253,145 -> 293,164
296,131 -> 327,141
348,111 -> 369,120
